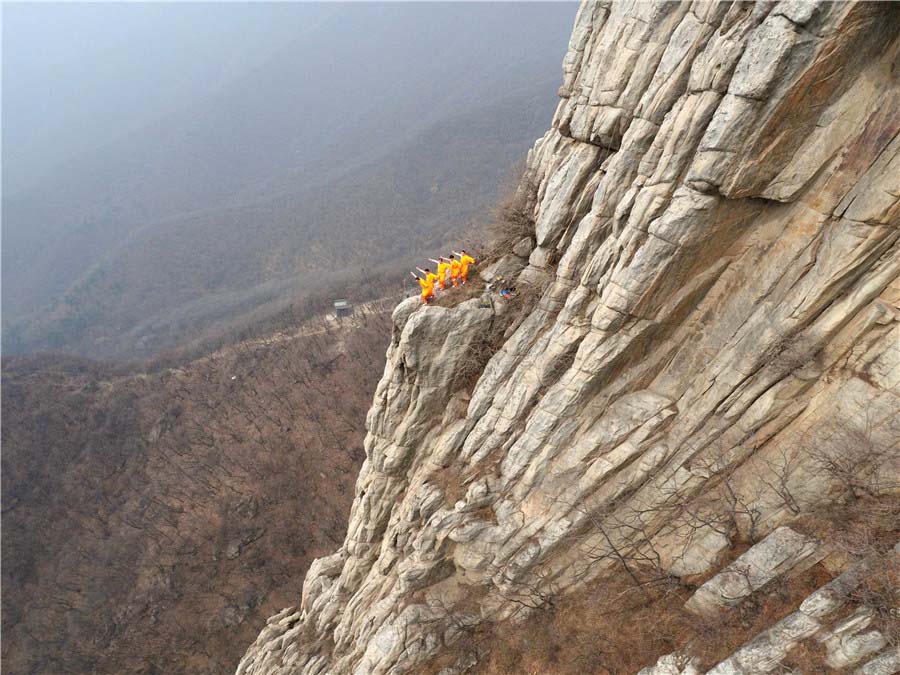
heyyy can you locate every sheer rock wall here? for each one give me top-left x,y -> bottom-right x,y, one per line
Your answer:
238,2 -> 900,673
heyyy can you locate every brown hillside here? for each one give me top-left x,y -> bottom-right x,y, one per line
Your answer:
1,301 -> 393,674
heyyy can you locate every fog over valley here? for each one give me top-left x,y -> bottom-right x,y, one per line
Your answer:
2,2 -> 576,360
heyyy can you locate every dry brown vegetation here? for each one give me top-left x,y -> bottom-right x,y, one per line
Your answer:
432,279 -> 487,309
474,558 -> 836,674
441,276 -> 548,396
469,416 -> 900,675
467,478 -> 899,675
1,304 -> 393,674
456,317 -> 510,392
795,494 -> 900,646
482,168 -> 539,264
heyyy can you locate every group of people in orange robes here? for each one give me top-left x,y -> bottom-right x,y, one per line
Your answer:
410,250 -> 476,303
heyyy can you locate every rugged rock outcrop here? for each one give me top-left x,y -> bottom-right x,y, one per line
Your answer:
238,1 -> 900,673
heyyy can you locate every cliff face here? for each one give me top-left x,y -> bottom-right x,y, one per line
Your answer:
238,2 -> 900,673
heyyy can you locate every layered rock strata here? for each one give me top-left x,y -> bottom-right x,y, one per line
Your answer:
238,1 -> 900,673
641,540 -> 900,675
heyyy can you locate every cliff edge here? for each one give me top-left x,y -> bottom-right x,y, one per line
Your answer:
238,2 -> 900,673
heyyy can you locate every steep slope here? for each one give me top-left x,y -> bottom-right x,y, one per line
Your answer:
2,303 -> 393,674
238,2 -> 900,674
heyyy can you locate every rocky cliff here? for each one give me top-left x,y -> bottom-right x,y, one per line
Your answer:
237,2 -> 900,673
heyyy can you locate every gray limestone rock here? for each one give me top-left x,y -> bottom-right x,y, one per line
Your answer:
685,527 -> 821,616
855,649 -> 900,675
819,607 -> 888,670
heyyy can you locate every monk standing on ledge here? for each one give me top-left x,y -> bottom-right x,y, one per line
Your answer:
458,250 -> 476,285
449,255 -> 462,287
411,269 -> 436,303
433,257 -> 450,290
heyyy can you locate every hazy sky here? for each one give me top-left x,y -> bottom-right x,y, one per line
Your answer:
3,2 -> 337,195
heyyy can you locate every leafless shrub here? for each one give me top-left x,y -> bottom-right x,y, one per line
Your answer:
799,494 -> 900,646
849,545 -> 900,647
418,586 -> 492,675
483,170 -> 540,264
501,276 -> 549,335
757,445 -> 806,516
760,334 -> 820,375
455,318 -> 508,393
572,504 -> 673,590
431,278 -> 485,308
655,456 -> 766,556
801,409 -> 900,501
495,564 -> 560,617
475,556 -> 832,675
778,638 -> 830,674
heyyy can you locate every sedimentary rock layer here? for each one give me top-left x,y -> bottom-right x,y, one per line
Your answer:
238,2 -> 900,673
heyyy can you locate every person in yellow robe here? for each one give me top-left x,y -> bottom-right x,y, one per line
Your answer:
458,250 -> 476,284
430,257 -> 451,290
449,255 -> 462,287
411,270 -> 436,303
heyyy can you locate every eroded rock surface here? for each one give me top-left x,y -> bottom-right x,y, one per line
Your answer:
685,526 -> 822,616
238,1 -> 900,673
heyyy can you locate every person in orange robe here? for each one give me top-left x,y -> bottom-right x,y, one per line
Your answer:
458,250 -> 476,284
412,270 -> 436,303
449,255 -> 462,287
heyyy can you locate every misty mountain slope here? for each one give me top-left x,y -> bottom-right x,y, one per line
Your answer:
7,81 -> 561,359
2,3 -> 337,318
2,3 -> 576,358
